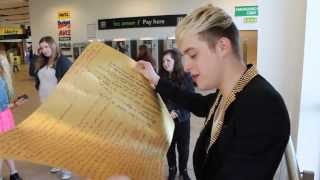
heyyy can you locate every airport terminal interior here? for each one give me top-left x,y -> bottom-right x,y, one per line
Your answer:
0,0 -> 319,180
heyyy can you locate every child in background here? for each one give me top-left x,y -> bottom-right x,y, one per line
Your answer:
12,57 -> 19,73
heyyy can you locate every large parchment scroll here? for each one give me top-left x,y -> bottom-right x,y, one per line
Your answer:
0,42 -> 174,180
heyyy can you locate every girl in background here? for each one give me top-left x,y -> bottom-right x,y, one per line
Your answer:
159,49 -> 194,180
35,36 -> 72,180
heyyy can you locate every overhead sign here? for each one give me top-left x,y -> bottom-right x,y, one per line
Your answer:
244,17 -> 257,24
234,5 -> 258,28
235,6 -> 258,16
98,14 -> 186,30
57,10 -> 72,56
0,27 -> 23,36
58,11 -> 71,41
0,27 -> 27,40
58,11 -> 71,20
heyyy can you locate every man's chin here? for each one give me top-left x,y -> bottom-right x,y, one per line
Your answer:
197,84 -> 215,91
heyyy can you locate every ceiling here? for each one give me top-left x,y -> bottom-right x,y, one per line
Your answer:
0,0 -> 29,25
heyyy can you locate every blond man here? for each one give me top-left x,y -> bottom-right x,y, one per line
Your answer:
136,4 -> 290,180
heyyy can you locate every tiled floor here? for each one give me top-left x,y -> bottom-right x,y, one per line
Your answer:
1,65 -> 204,180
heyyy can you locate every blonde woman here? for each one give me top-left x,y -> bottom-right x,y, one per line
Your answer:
0,53 -> 26,180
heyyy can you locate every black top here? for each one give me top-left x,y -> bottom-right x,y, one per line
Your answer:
156,74 -> 290,180
161,74 -> 195,123
35,55 -> 72,90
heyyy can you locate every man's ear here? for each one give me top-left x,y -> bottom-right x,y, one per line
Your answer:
216,37 -> 232,56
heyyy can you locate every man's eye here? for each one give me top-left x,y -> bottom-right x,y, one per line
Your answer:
190,54 -> 197,58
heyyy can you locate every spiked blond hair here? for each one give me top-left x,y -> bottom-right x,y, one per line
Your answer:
176,4 -> 240,57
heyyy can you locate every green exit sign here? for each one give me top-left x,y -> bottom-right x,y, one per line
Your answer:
235,6 -> 258,16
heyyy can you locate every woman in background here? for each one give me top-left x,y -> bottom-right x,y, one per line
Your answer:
35,36 -> 72,180
159,49 -> 194,180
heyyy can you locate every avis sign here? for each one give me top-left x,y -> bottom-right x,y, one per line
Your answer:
58,11 -> 71,42
57,11 -> 72,53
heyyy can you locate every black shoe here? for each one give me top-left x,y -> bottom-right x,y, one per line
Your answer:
168,167 -> 177,180
10,173 -> 22,180
180,169 -> 191,180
